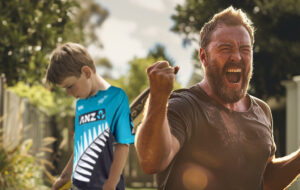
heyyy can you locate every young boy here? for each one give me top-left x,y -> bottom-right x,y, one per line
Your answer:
46,42 -> 135,190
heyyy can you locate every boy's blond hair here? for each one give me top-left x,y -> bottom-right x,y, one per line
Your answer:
200,6 -> 255,50
46,42 -> 96,84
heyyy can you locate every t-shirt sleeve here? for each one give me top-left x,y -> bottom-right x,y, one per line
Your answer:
167,93 -> 193,148
255,97 -> 276,156
268,106 -> 277,156
112,90 -> 135,144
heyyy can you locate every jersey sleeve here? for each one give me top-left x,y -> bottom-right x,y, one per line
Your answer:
112,90 -> 135,144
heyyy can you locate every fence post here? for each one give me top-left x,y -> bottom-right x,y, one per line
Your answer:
0,74 -> 5,133
281,75 -> 300,189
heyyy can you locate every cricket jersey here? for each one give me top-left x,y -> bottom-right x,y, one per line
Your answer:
72,86 -> 135,190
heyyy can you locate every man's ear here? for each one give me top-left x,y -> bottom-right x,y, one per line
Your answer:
199,48 -> 208,67
81,66 -> 91,79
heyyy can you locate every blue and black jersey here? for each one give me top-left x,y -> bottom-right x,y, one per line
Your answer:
72,86 -> 135,190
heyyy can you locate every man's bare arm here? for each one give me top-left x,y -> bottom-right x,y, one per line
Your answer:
135,61 -> 180,174
264,149 -> 300,190
135,93 -> 180,174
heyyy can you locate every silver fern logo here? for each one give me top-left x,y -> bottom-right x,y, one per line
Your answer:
98,95 -> 108,104
73,122 -> 110,182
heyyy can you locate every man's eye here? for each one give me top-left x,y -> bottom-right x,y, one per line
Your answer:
241,48 -> 251,53
220,48 -> 231,52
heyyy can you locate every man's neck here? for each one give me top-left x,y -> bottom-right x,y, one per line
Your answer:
198,80 -> 250,112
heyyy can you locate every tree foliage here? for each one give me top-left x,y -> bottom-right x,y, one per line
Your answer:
0,135 -> 55,189
75,0 -> 109,48
95,57 -> 113,79
8,82 -> 74,117
111,56 -> 181,103
106,45 -> 181,103
147,44 -> 175,66
171,0 -> 300,99
0,0 -> 108,87
0,0 -> 82,86
0,0 -> 109,117
187,50 -> 204,87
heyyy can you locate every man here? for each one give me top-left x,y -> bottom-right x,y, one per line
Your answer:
135,6 -> 300,190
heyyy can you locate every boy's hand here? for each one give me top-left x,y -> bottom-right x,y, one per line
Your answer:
52,176 -> 69,190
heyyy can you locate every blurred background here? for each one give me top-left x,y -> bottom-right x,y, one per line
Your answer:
1,0 -> 300,189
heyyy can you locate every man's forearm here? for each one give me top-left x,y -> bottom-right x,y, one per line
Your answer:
264,150 -> 300,190
135,94 -> 174,173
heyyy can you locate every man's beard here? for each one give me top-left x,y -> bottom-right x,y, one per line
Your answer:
205,58 -> 252,103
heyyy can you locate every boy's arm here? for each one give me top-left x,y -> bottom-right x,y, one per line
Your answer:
52,153 -> 74,190
103,143 -> 129,190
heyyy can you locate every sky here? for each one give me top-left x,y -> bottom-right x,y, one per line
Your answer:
88,0 -> 199,86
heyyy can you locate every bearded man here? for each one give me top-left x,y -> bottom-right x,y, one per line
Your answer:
135,6 -> 300,190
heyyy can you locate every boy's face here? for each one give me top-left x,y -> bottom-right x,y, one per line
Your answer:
58,73 -> 92,99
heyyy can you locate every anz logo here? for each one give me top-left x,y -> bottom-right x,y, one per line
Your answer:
79,109 -> 106,125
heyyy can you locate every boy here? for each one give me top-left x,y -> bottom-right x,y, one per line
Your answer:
46,42 -> 135,190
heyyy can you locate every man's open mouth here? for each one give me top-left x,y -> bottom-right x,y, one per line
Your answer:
225,68 -> 242,83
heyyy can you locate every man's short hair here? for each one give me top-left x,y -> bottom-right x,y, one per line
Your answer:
200,6 -> 255,49
46,42 -> 96,85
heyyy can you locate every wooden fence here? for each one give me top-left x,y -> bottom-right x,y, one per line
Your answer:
0,75 -> 156,188
0,75 -> 53,154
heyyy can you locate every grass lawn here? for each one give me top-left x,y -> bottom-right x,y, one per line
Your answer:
126,188 -> 156,190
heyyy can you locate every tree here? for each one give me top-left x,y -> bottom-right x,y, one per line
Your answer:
95,57 -> 113,79
147,44 -> 175,66
171,0 -> 300,99
187,50 -> 203,87
106,44 -> 181,103
75,0 -> 109,48
0,0 -> 109,86
0,0 -> 79,86
114,57 -> 154,103
111,56 -> 181,103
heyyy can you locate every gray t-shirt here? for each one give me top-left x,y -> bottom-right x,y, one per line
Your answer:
157,84 -> 276,190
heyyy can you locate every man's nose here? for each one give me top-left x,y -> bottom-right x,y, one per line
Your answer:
230,50 -> 242,63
